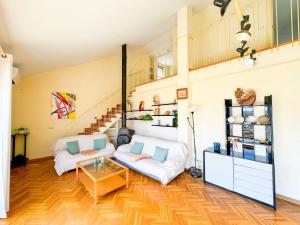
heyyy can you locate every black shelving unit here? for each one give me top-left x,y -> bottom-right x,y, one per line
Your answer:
126,109 -> 153,112
126,101 -> 178,128
152,102 -> 178,107
225,96 -> 274,164
151,114 -> 175,117
126,108 -> 153,123
152,125 -> 177,128
152,101 -> 178,128
126,118 -> 153,121
224,95 -> 276,209
226,123 -> 271,126
227,104 -> 266,107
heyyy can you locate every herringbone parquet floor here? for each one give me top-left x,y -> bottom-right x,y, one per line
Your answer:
1,159 -> 300,225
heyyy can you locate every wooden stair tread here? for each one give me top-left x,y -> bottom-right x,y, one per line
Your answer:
79,103 -> 122,135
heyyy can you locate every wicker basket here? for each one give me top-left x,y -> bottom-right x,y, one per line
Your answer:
235,88 -> 256,106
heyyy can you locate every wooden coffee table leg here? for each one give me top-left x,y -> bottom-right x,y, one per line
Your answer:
76,164 -> 79,180
94,182 -> 97,205
126,169 -> 129,188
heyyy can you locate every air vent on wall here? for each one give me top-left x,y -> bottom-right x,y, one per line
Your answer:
12,67 -> 21,84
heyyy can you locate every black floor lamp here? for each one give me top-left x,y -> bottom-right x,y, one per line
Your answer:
187,108 -> 202,178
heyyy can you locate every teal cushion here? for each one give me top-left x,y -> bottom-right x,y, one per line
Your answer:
93,138 -> 106,150
131,142 -> 144,155
152,146 -> 168,163
66,141 -> 80,155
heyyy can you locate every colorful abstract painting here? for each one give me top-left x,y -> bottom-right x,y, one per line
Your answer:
51,92 -> 76,119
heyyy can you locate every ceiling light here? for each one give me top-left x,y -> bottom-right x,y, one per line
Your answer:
213,0 -> 232,17
236,14 -> 252,41
244,49 -> 256,67
235,30 -> 251,41
244,58 -> 255,67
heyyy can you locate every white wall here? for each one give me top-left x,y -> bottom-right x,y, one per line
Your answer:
13,56 -> 121,159
0,54 -> 12,218
128,76 -> 178,141
130,43 -> 300,201
190,44 -> 300,201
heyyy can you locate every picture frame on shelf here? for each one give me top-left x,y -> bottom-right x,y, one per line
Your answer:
177,88 -> 188,100
154,108 -> 160,115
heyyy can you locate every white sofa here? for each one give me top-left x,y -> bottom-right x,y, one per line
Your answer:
52,134 -> 115,176
113,135 -> 188,185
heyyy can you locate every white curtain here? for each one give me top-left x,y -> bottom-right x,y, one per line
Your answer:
0,54 -> 12,218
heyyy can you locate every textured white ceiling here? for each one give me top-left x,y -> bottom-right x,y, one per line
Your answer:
0,0 -> 211,75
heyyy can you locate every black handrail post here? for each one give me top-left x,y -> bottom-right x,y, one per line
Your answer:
122,44 -> 127,127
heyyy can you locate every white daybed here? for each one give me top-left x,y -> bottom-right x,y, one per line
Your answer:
52,134 -> 115,176
114,135 -> 189,185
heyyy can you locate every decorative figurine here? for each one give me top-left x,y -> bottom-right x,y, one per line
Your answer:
139,101 -> 145,111
153,95 -> 160,105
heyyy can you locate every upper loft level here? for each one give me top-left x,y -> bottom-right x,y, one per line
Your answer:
127,0 -> 300,95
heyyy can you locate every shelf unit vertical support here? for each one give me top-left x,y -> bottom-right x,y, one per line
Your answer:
225,99 -> 232,155
265,95 -> 276,209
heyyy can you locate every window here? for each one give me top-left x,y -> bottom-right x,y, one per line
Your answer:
156,51 -> 173,80
157,65 -> 165,80
273,0 -> 300,45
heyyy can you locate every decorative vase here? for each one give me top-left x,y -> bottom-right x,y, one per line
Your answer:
235,116 -> 245,124
246,116 -> 257,124
258,115 -> 270,125
213,142 -> 221,152
227,116 -> 235,123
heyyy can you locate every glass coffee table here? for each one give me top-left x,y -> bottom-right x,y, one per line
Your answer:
76,157 -> 129,204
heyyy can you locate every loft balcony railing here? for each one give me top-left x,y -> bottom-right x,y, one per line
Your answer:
127,0 -> 300,92
189,0 -> 300,70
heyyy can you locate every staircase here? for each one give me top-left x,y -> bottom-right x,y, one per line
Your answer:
78,104 -> 122,144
